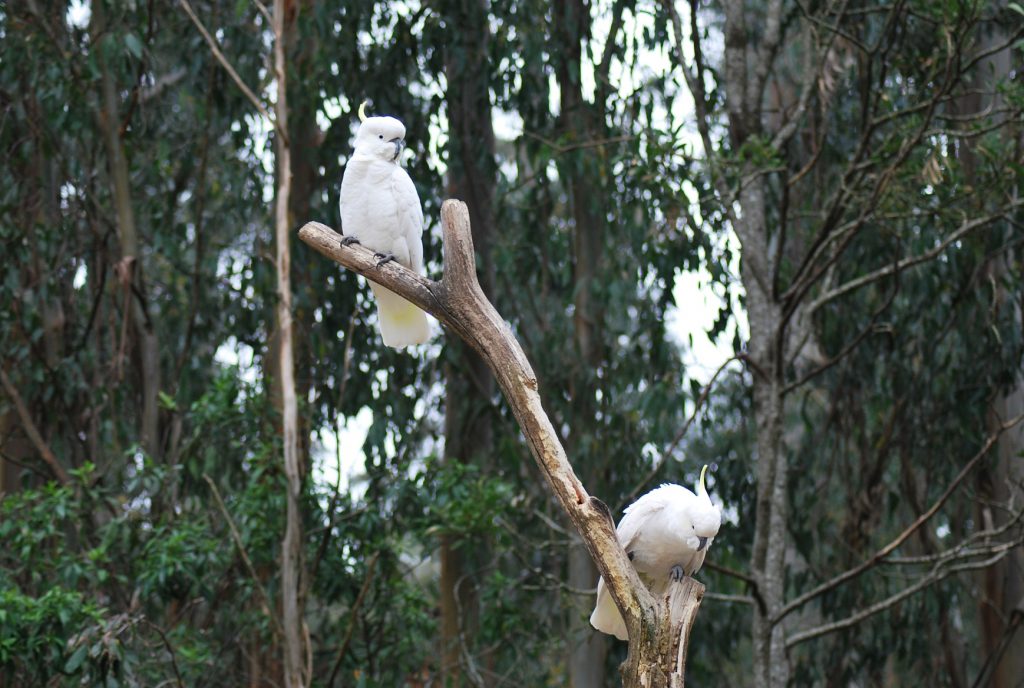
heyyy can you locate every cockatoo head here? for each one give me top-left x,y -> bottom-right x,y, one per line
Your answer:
688,464 -> 722,551
353,101 -> 406,163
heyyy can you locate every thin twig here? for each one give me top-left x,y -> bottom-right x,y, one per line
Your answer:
786,550 -> 1012,647
807,202 -> 1024,313
311,306 -> 361,583
142,619 -> 186,688
202,474 -> 284,640
618,354 -> 740,511
250,0 -> 272,24
176,0 -> 288,146
971,604 -> 1024,688
327,552 -> 380,688
0,367 -> 70,484
704,592 -> 755,605
773,410 -> 1024,624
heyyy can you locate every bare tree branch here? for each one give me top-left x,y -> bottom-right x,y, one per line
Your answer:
250,0 -> 272,24
327,551 -> 380,688
202,474 -> 284,640
663,0 -> 740,228
786,548 -> 1014,648
705,592 -> 756,605
770,0 -> 852,152
807,202 -> 1023,313
141,618 -> 186,688
299,202 -> 704,685
773,410 -> 1024,625
619,354 -> 741,511
176,0 -> 288,146
0,367 -> 70,485
138,67 -> 187,105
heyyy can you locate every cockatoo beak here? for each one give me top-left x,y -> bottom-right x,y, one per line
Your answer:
696,536 -> 708,551
389,137 -> 404,161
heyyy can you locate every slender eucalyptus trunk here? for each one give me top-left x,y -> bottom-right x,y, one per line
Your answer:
272,1 -> 306,685
974,30 -> 1024,688
550,1 -> 611,684
734,172 -> 791,688
92,3 -> 162,461
440,0 -> 498,682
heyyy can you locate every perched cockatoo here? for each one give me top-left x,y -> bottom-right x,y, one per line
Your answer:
590,465 -> 722,640
339,102 -> 431,348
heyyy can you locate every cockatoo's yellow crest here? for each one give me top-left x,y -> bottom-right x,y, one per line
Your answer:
700,464 -> 708,494
358,101 -> 369,122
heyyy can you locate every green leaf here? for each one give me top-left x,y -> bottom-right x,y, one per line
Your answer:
158,391 -> 177,411
64,644 -> 87,673
125,33 -> 143,59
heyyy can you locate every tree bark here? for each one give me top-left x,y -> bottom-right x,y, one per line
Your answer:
92,2 -> 162,461
299,202 -> 705,687
738,175 -> 791,688
971,28 -> 1024,688
551,2 -> 610,682
273,0 -> 306,685
440,0 -> 498,680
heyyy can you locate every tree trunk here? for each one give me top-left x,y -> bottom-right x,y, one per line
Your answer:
738,174 -> 790,688
92,3 -> 162,461
273,0 -> 306,685
551,2 -> 611,683
568,541 -> 607,687
943,24 -> 1024,687
440,0 -> 498,682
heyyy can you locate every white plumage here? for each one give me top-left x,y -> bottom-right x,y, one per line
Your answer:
339,104 -> 430,348
590,465 -> 722,640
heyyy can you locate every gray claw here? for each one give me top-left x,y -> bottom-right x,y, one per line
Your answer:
340,235 -> 361,248
374,252 -> 396,268
670,565 -> 685,582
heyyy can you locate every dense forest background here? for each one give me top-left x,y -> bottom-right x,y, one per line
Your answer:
2,1 -> 1023,686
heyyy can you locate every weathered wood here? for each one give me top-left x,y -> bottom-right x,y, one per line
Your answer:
298,200 -> 705,686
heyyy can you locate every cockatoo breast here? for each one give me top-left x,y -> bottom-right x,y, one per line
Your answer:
339,160 -> 411,260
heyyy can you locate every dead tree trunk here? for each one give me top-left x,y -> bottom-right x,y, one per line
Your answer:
299,201 -> 705,687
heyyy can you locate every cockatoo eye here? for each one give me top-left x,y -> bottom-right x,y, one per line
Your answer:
378,135 -> 384,139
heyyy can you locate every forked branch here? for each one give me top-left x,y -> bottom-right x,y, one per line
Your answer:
299,200 -> 705,686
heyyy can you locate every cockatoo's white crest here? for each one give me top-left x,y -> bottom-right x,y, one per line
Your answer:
338,106 -> 430,348
589,470 -> 723,640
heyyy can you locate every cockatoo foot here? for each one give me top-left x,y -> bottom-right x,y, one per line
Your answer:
670,565 -> 686,582
339,235 -> 361,247
374,252 -> 397,267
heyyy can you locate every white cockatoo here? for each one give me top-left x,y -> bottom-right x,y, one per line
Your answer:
590,465 -> 722,640
339,102 -> 430,348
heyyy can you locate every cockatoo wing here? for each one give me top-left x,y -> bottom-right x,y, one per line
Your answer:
367,167 -> 429,347
391,167 -> 425,272
617,494 -> 669,556
590,496 -> 670,640
338,159 -> 429,348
